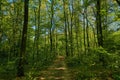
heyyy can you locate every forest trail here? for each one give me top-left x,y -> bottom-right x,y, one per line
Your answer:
36,56 -> 71,80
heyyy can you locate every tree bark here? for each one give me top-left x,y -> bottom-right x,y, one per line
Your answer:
70,0 -> 74,56
96,0 -> 103,47
50,0 -> 54,52
0,0 -> 2,43
17,0 -> 29,77
85,8 -> 90,48
0,0 -> 2,54
83,12 -> 86,53
36,0 -> 41,57
63,0 -> 69,56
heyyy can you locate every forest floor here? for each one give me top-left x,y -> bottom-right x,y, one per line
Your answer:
36,56 -> 72,80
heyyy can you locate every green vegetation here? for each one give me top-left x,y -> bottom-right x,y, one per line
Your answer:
66,47 -> 120,80
0,0 -> 120,80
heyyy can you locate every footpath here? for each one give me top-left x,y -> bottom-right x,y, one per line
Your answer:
36,56 -> 71,80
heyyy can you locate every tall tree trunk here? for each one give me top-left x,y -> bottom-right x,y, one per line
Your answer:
96,0 -> 103,47
50,0 -> 54,52
69,0 -> 74,56
0,0 -> 2,53
17,0 -> 29,77
63,0 -> 69,56
66,11 -> 70,55
85,8 -> 90,49
83,12 -> 86,53
36,0 -> 41,57
0,0 -> 1,28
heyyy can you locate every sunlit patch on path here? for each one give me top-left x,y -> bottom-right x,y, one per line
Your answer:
54,67 -> 66,70
36,56 -> 71,80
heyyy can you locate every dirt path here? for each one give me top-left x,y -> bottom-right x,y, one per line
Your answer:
36,56 -> 71,80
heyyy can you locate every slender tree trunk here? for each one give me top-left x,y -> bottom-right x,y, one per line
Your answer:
83,12 -> 86,53
17,0 -> 29,77
50,0 -> 54,52
36,0 -> 41,57
0,0 -> 1,22
0,0 -> 2,53
96,0 -> 103,47
66,11 -> 70,54
85,8 -> 90,49
63,0 -> 69,56
69,0 -> 74,56
0,0 -> 1,28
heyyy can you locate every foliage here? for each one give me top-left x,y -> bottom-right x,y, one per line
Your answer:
66,56 -> 81,68
104,30 -> 120,53
66,47 -> 120,80
112,71 -> 120,80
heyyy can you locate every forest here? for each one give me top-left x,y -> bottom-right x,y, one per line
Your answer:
0,0 -> 120,80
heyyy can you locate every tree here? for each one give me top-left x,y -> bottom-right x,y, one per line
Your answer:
17,0 -> 29,77
0,0 -> 2,45
49,0 -> 54,52
63,0 -> 69,56
69,0 -> 74,56
36,0 -> 41,57
96,0 -> 103,47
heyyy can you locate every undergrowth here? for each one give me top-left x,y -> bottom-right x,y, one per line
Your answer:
66,47 -> 120,80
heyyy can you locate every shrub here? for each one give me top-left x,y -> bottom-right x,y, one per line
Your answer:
66,56 -> 81,68
112,71 -> 120,80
